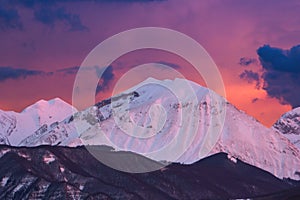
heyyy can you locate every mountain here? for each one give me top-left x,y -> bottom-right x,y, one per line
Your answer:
1,78 -> 300,181
0,145 -> 299,200
273,107 -> 300,150
0,98 -> 77,146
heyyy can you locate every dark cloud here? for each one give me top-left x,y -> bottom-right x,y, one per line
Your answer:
94,0 -> 165,2
257,44 -> 300,72
96,66 -> 115,94
34,7 -> 88,31
252,98 -> 259,103
0,0 -> 87,32
15,0 -> 163,5
239,57 -> 257,66
57,66 -> 79,75
156,61 -> 181,69
0,64 -> 114,93
0,6 -> 23,30
239,70 -> 260,89
0,66 -> 46,82
57,65 -> 115,94
15,0 -> 56,8
257,44 -> 300,108
1,0 -> 164,32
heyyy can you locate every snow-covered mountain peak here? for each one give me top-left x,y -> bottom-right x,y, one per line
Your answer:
273,107 -> 300,149
55,78 -> 300,179
21,98 -> 76,125
22,97 -> 74,112
274,108 -> 300,133
1,78 -> 300,180
125,77 -> 201,93
0,98 -> 76,146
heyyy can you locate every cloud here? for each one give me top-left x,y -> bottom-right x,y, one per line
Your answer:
252,98 -> 259,103
0,1 -> 87,32
57,66 -> 79,75
239,57 -> 257,66
96,65 -> 115,94
16,1 -> 56,8
257,44 -> 300,72
1,0 -> 165,32
34,7 -> 88,31
156,61 -> 181,69
58,65 -> 115,94
239,70 -> 260,89
257,44 -> 300,108
0,66 -> 47,82
17,0 -> 164,5
95,0 -> 166,2
0,6 -> 23,30
0,64 -> 114,94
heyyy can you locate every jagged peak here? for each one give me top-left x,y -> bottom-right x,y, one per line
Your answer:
273,107 -> 300,137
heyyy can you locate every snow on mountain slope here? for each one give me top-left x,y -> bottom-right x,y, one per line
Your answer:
21,98 -> 76,126
0,79 -> 300,180
273,108 -> 300,149
15,78 -> 300,180
0,111 -> 16,145
209,103 -> 300,180
0,98 -> 76,145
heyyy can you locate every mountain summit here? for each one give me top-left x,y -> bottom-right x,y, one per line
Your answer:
0,78 -> 300,180
273,107 -> 300,149
0,98 -> 76,145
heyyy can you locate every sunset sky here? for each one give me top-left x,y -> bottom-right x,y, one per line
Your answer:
1,0 -> 300,127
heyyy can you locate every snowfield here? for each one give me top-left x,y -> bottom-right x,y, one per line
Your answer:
0,78 -> 300,180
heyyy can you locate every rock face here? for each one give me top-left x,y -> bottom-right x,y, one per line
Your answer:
0,145 -> 299,200
273,107 -> 300,149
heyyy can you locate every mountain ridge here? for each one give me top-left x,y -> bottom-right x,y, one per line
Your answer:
0,144 -> 299,200
273,107 -> 300,150
0,78 -> 300,181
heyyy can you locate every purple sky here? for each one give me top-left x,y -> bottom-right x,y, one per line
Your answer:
1,0 -> 300,126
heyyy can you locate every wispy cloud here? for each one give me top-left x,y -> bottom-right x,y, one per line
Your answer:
58,65 -> 115,94
252,98 -> 259,103
0,0 -> 165,32
0,66 -> 48,82
56,66 -> 80,75
96,65 -> 115,94
156,61 -> 181,69
239,70 -> 261,89
33,7 -> 88,31
239,57 -> 257,66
